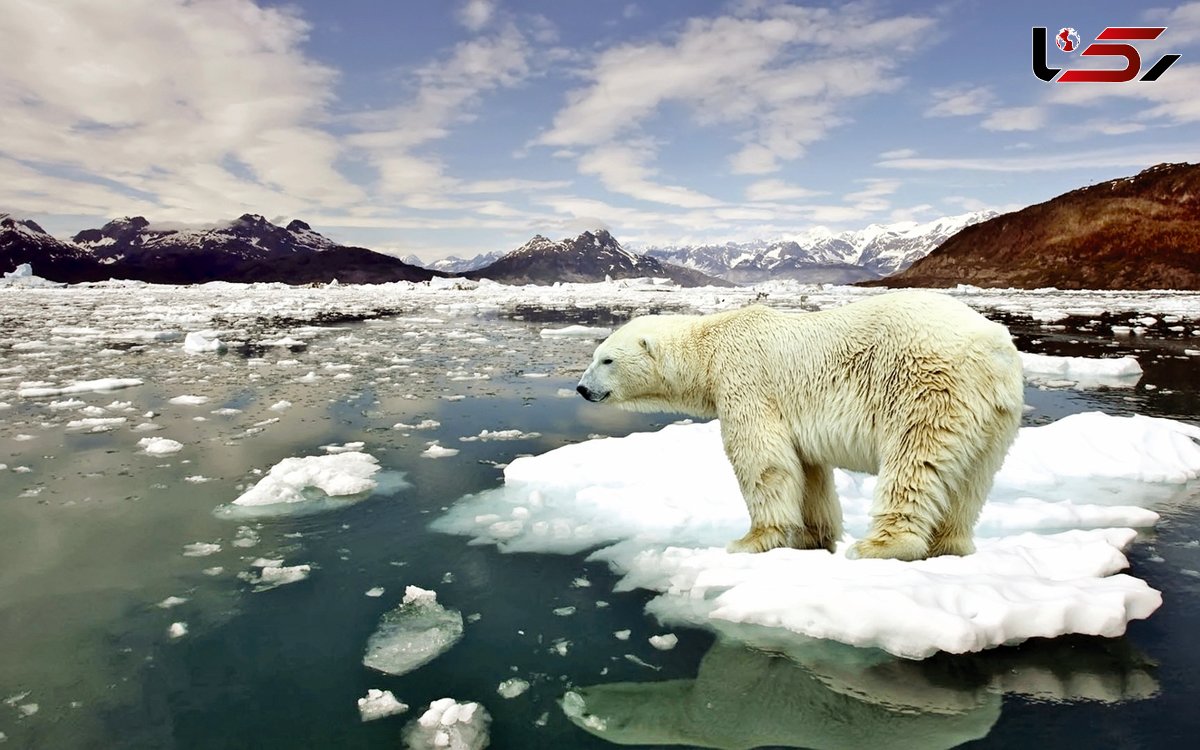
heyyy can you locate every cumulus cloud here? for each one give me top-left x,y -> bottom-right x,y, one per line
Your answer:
539,4 -> 935,182
926,86 -> 997,117
0,0 -> 361,221
458,0 -> 496,32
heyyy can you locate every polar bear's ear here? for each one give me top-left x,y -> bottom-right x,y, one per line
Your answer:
638,336 -> 656,360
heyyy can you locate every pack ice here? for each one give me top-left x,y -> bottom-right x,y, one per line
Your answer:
435,412 -> 1200,659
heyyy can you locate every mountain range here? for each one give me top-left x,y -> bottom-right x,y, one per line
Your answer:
875,162 -> 1200,290
1,213 -> 437,285
407,211 -> 995,284
461,230 -> 727,287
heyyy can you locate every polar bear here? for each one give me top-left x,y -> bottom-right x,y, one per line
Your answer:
576,291 -> 1024,561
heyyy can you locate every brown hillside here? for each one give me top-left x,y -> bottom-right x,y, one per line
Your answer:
870,162 -> 1200,290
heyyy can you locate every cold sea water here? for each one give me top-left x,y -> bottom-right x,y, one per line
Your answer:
0,283 -> 1198,749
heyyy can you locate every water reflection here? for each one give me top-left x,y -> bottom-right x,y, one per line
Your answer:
564,634 -> 1157,749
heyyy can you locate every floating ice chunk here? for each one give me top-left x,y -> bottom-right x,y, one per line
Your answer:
65,417 -> 127,433
182,542 -> 221,557
138,437 -> 183,455
358,689 -> 408,722
184,475 -> 211,483
168,622 -> 188,639
497,678 -> 530,699
649,634 -> 678,651
363,587 -> 463,676
539,325 -> 612,339
47,398 -> 86,410
260,336 -> 307,349
322,441 -> 365,454
422,442 -> 459,458
1019,352 -> 1142,388
239,563 -> 312,592
366,587 -> 386,598
459,429 -> 542,442
183,331 -> 225,354
217,451 -> 388,518
157,596 -> 189,609
434,412 -> 1198,658
168,394 -> 209,406
394,419 -> 440,430
403,698 -> 490,750
269,400 -> 292,411
614,630 -> 631,641
19,378 -> 143,398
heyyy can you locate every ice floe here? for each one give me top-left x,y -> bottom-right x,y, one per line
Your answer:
215,451 -> 402,518
403,698 -> 490,750
435,412 -> 1200,658
358,689 -> 408,722
182,331 -> 225,354
1019,352 -> 1143,389
138,436 -> 183,455
238,561 -> 312,592
539,325 -> 613,339
363,586 -> 464,676
18,378 -> 142,398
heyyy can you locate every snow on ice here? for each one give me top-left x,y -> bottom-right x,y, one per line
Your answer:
215,451 -> 398,518
403,698 -> 490,750
358,689 -> 409,722
363,587 -> 464,677
434,412 -> 1200,659
138,436 -> 183,455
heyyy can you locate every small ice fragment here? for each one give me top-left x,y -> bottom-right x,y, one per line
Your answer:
183,332 -> 225,354
624,654 -> 661,671
497,678 -> 530,699
269,400 -> 292,411
551,639 -> 571,656
614,630 -> 631,641
18,703 -> 38,718
421,442 -> 459,458
202,567 -> 224,576
366,587 -> 386,598
553,606 -> 576,617
539,325 -> 612,339
358,689 -> 408,722
239,564 -> 312,592
168,394 -> 209,406
157,596 -> 189,609
561,691 -> 607,732
138,437 -> 183,455
648,633 -> 678,651
182,542 -> 221,557
168,622 -> 188,639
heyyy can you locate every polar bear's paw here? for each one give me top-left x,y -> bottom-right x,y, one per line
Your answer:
726,525 -> 799,554
846,532 -> 929,561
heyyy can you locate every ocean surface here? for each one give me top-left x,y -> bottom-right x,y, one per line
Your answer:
1,281 -> 1198,749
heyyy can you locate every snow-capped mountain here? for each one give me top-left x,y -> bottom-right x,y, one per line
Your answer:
3,213 -> 438,285
468,230 -> 727,287
415,251 -> 506,274
1,213 -> 110,282
644,211 -> 998,283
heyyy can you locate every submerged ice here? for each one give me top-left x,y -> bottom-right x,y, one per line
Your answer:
435,412 -> 1200,658
363,587 -> 464,677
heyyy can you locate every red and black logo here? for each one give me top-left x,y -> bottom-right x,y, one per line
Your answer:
1033,26 -> 1180,82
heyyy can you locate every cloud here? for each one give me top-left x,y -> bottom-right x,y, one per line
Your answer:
457,0 -> 496,32
877,145 -> 1194,172
744,179 -> 822,202
981,107 -> 1046,132
844,178 -> 902,211
0,0 -> 362,221
926,86 -> 997,117
577,143 -> 720,208
538,4 -> 935,177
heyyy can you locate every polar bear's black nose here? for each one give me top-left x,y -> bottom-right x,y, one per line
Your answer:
577,384 -> 592,399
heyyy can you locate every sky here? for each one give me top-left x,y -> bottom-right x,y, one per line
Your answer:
1,0 -> 1198,261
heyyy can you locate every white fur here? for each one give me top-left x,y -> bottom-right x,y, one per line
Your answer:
577,291 -> 1025,561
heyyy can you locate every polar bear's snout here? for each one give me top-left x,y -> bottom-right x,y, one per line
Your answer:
576,383 -> 609,402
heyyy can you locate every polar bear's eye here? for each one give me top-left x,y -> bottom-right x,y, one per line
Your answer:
601,358 -> 613,365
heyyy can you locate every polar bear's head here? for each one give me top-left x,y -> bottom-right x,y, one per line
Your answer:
576,316 -> 685,412
577,317 -> 659,406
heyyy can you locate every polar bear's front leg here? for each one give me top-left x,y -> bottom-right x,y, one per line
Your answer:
721,424 -> 807,554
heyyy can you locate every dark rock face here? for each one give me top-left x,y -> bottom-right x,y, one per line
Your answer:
467,230 -> 729,287
3,213 -> 438,284
873,163 -> 1200,290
